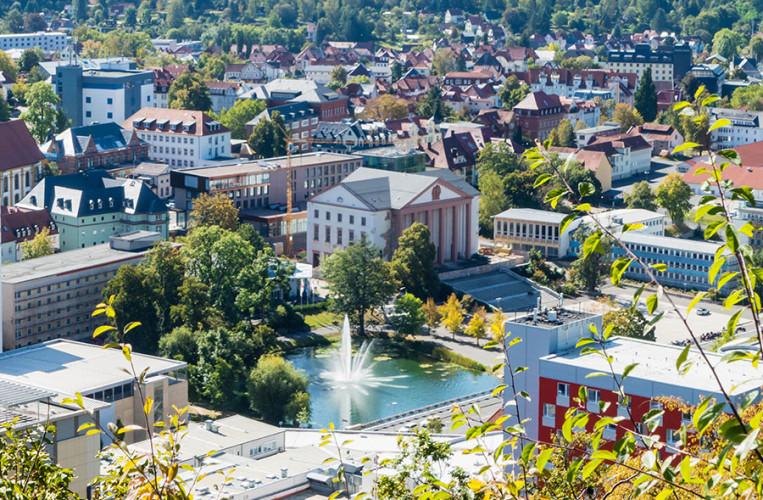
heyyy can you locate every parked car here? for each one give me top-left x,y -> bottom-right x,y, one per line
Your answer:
696,307 -> 710,316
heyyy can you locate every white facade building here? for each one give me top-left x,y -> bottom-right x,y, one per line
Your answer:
0,31 -> 67,52
709,108 -> 763,150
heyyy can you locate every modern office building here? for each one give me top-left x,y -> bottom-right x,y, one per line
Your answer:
53,57 -> 154,128
41,122 -> 150,174
0,31 -> 67,52
0,119 -> 45,206
0,232 -> 163,350
493,208 -> 571,258
307,167 -> 479,266
607,43 -> 693,83
122,108 -> 231,168
170,152 -> 362,213
17,170 -> 168,250
0,206 -> 59,263
359,146 -> 427,173
0,339 -> 187,446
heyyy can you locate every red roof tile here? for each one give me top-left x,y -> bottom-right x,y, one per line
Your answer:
0,120 -> 45,172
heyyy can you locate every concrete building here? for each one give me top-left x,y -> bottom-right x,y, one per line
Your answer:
0,232 -> 164,350
708,108 -> 763,149
512,68 -> 637,104
0,206 -> 59,263
170,152 -> 362,213
614,232 -> 738,292
41,122 -> 150,175
629,123 -> 684,155
307,168 -> 479,266
512,91 -> 564,141
206,81 -> 240,114
53,59 -> 154,128
0,31 -> 67,52
18,171 -> 168,250
575,122 -> 621,147
0,339 -> 187,446
122,108 -> 231,168
240,79 -> 349,122
689,64 -> 725,94
607,43 -> 693,83
109,162 -> 173,199
359,147 -> 427,173
0,120 -> 45,206
493,208 -> 571,258
0,376 -> 106,496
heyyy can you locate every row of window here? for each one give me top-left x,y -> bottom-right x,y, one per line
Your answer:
314,224 -> 366,245
314,210 -> 366,226
141,133 -> 196,145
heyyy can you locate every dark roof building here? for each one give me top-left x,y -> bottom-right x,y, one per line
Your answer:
0,206 -> 59,262
0,120 -> 46,206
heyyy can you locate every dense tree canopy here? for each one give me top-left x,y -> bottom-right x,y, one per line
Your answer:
390,223 -> 440,300
168,73 -> 212,111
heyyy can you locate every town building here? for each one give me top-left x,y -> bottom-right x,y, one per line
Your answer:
0,206 -> 59,263
122,108 -> 232,168
358,146 -> 426,173
41,122 -> 150,175
0,339 -> 187,445
443,71 -> 494,87
109,162 -> 174,199
560,97 -> 600,129
150,64 -> 190,109
0,376 -> 106,497
575,122 -> 623,147
17,171 -> 169,250
53,57 -> 154,128
614,232 -> 738,292
241,79 -> 349,122
550,148 -> 613,192
512,91 -> 564,141
503,307 -> 762,448
0,232 -> 164,349
688,64 -> 725,94
0,31 -> 68,52
0,120 -> 45,206
607,43 -> 693,84
581,133 -> 652,181
708,108 -> 763,149
245,101 -> 319,152
512,68 -> 637,104
492,208 -> 571,258
422,132 -> 481,185
206,81 -> 240,114
629,123 -> 684,155
170,152 -> 362,213
307,168 -> 479,266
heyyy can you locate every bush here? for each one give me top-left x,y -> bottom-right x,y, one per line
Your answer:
267,303 -> 308,333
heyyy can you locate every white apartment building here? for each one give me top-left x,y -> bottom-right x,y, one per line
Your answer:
122,108 -> 231,168
583,133 -> 652,181
709,108 -> 763,149
0,31 -> 67,52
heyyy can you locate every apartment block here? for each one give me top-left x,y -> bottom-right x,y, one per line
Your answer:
0,232 -> 163,350
708,108 -> 763,149
607,43 -> 692,83
0,31 -> 67,52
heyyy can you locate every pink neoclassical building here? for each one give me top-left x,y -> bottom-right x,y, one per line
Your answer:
306,167 -> 479,267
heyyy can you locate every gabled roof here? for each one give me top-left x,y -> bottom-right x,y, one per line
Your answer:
514,91 -> 562,111
122,108 -> 228,136
0,120 -> 45,172
42,122 -> 143,157
0,206 -> 58,244
584,133 -> 652,154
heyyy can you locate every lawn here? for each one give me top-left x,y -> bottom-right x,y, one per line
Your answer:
688,208 -> 725,226
304,311 -> 342,329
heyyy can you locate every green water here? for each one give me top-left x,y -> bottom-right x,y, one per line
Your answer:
287,342 -> 498,428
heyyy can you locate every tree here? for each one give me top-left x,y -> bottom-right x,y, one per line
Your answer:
390,293 -> 426,336
655,173 -> 693,224
753,37 -> 763,61
478,169 -> 508,236
712,28 -> 745,59
415,86 -> 447,122
0,94 -> 10,122
390,223 -> 440,300
361,94 -> 409,120
548,119 -> 575,148
20,226 -> 54,260
391,61 -> 403,81
72,0 -> 89,21
499,75 -> 531,110
570,226 -> 611,292
166,0 -> 186,29
247,354 -> 309,425
602,307 -> 654,341
322,236 -> 397,336
634,68 -> 657,122
188,193 -> 240,231
216,99 -> 266,140
625,180 -> 658,211
18,48 -> 42,74
170,276 -> 222,330
247,111 -> 287,158
5,9 -> 23,33
489,308 -> 506,344
138,0 -> 152,25
24,13 -> 47,33
103,265 -> 161,353
438,293 -> 464,339
432,49 -> 455,76
330,65 -> 347,86
422,297 -> 441,330
168,73 -> 211,111
158,325 -> 200,365
0,51 -> 18,81
21,81 -> 59,143
124,6 -> 138,26
611,102 -> 644,132
465,307 -> 487,346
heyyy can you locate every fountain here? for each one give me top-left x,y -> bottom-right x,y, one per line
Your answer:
320,315 -> 405,394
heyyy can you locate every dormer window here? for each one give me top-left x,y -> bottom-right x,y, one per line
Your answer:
97,199 -> 103,209
108,197 -> 114,207
89,200 -> 94,210
133,117 -> 145,128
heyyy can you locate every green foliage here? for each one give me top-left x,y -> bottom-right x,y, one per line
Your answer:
625,180 -> 658,211
18,48 -> 42,74
634,67 -> 657,122
656,172 -> 693,224
611,102 -> 644,132
247,354 -> 309,425
415,86 -> 448,122
0,50 -> 18,81
329,64 -> 347,85
21,81 -> 59,143
478,168 -> 508,236
602,306 -> 655,341
322,235 -> 398,335
390,293 -> 426,337
247,111 -> 287,158
103,264 -> 162,353
570,226 -> 612,292
438,293 -> 464,338
547,118 -> 575,148
188,193 -> 240,232
166,0 -> 186,29
215,99 -> 266,140
499,75 -> 530,110
712,28 -> 745,59
390,223 -> 440,300
168,73 -> 211,111
20,226 -> 54,259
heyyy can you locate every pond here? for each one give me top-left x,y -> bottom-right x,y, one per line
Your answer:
287,341 -> 499,428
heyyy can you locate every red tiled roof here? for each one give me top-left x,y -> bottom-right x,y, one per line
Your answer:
0,120 -> 45,172
683,142 -> 763,189
0,206 -> 58,244
122,108 -> 229,136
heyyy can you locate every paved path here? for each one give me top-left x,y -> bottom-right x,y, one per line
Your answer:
414,327 -> 505,373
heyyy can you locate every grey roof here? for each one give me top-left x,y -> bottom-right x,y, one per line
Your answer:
337,167 -> 477,210
18,170 -> 167,218
313,121 -> 364,140
131,162 -> 171,177
621,232 -> 724,254
493,208 -> 570,223
246,101 -> 315,127
241,79 -> 343,103
0,377 -> 55,407
42,122 -> 142,156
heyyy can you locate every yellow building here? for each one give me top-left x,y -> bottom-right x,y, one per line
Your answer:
0,120 -> 44,206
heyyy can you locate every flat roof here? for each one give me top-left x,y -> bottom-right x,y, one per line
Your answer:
0,340 -> 186,395
2,242 -> 151,284
178,152 -> 361,179
493,208 -> 570,224
542,337 -> 763,395
509,308 -> 596,328
620,232 -> 724,254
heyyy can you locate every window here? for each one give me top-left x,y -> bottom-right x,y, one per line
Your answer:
361,217 -> 366,226
85,97 -> 91,103
337,213 -> 342,223
325,226 -> 330,243
349,230 -> 354,243
350,215 -> 355,224
588,389 -> 600,403
557,383 -> 569,397
337,228 -> 342,244
650,401 -> 663,411
313,224 -> 319,240
325,211 -> 331,221
107,112 -> 113,119
543,404 -> 555,418
107,98 -> 113,105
